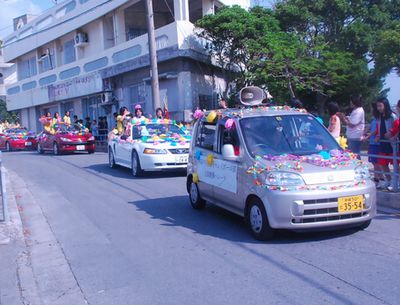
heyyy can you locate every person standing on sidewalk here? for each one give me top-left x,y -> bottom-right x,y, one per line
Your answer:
375,98 -> 396,189
363,103 -> 381,184
339,94 -> 365,158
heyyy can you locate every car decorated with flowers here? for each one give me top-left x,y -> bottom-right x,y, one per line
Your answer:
0,128 -> 37,151
108,118 -> 191,177
37,124 -> 95,155
187,86 -> 376,240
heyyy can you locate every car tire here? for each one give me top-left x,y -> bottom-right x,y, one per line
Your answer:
53,142 -> 60,155
88,149 -> 95,154
5,142 -> 11,152
108,148 -> 116,168
246,198 -> 275,241
189,180 -> 206,210
131,151 -> 143,177
358,219 -> 371,230
37,143 -> 44,154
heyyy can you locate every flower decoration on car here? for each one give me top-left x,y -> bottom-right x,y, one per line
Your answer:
247,150 -> 366,192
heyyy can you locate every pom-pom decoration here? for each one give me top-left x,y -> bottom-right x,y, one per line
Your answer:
206,111 -> 217,123
225,118 -> 235,130
339,136 -> 348,150
207,154 -> 214,166
193,173 -> 199,183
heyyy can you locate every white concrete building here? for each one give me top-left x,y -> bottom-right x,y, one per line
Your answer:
1,0 -> 249,132
0,51 -> 15,102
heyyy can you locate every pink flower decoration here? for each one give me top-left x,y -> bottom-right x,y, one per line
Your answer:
193,109 -> 204,120
225,119 -> 235,130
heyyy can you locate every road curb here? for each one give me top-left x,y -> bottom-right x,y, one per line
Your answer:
376,190 -> 400,210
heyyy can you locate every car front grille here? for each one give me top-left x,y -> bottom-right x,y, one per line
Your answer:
169,148 -> 189,154
292,197 -> 368,224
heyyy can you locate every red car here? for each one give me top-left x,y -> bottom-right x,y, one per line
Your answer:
37,125 -> 95,155
0,128 -> 37,151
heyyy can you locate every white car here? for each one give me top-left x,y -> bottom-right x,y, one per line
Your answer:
108,120 -> 191,176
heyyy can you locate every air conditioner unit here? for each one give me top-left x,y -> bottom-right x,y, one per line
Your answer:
102,92 -> 113,103
74,32 -> 88,47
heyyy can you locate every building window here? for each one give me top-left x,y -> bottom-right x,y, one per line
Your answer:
129,84 -> 146,112
18,56 -> 37,81
38,48 -> 56,73
189,0 -> 203,23
63,39 -> 76,64
124,0 -> 174,41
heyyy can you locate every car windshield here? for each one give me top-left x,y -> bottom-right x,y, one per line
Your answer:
55,124 -> 86,134
240,114 -> 340,157
132,124 -> 186,138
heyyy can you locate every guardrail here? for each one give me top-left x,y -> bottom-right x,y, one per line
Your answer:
0,151 -> 8,222
359,139 -> 399,193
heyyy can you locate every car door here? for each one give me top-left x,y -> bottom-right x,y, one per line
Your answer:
194,121 -> 217,202
211,121 -> 245,214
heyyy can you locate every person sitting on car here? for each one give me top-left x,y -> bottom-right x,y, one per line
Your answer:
117,107 -> 131,134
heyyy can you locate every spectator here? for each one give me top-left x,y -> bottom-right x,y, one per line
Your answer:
385,99 -> 400,191
218,98 -> 228,109
85,117 -> 92,131
375,97 -> 396,189
327,101 -> 341,141
338,94 -> 365,157
92,119 -> 98,140
363,103 -> 381,184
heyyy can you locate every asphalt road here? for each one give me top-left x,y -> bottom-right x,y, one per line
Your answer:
3,151 -> 400,305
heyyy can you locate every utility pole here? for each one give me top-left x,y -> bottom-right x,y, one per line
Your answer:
145,0 -> 161,111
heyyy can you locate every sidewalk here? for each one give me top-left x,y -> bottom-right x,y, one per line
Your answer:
376,189 -> 400,210
0,168 -> 41,305
0,168 -> 88,305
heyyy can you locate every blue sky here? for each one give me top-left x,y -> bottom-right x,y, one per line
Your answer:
1,0 -> 398,106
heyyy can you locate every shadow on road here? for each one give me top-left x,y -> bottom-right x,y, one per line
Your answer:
84,163 -> 186,179
130,196 -> 363,244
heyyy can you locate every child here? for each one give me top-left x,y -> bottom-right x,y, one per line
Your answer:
327,102 -> 341,141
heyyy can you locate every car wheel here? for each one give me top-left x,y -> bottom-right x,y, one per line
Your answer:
108,149 -> 116,168
358,219 -> 371,230
131,151 -> 143,177
37,143 -> 44,154
189,180 -> 206,210
247,198 -> 275,240
53,142 -> 60,155
88,149 -> 95,154
5,142 -> 11,152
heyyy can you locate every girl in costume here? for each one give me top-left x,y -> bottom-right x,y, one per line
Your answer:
117,106 -> 131,134
134,104 -> 145,120
63,111 -> 71,125
155,107 -> 164,120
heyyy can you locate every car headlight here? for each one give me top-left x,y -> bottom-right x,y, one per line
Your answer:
265,171 -> 305,186
355,165 -> 370,181
60,137 -> 72,142
88,136 -> 95,141
143,148 -> 167,154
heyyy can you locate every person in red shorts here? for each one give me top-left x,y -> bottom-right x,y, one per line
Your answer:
385,100 -> 400,191
376,98 -> 397,189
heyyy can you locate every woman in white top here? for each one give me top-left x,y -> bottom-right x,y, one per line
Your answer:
339,95 -> 365,157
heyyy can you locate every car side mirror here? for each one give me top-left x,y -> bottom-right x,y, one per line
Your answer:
222,144 -> 240,162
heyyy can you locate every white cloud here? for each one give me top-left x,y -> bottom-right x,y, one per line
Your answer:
0,0 -> 43,40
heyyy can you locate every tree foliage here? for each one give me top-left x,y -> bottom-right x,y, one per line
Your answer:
195,1 -> 399,111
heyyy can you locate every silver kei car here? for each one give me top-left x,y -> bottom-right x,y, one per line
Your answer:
186,88 -> 376,240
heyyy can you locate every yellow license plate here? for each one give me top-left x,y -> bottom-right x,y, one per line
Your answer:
338,195 -> 364,213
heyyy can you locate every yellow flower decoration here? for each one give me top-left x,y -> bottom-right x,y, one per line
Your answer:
339,136 -> 348,150
207,154 -> 214,166
193,173 -> 199,183
206,111 -> 217,123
